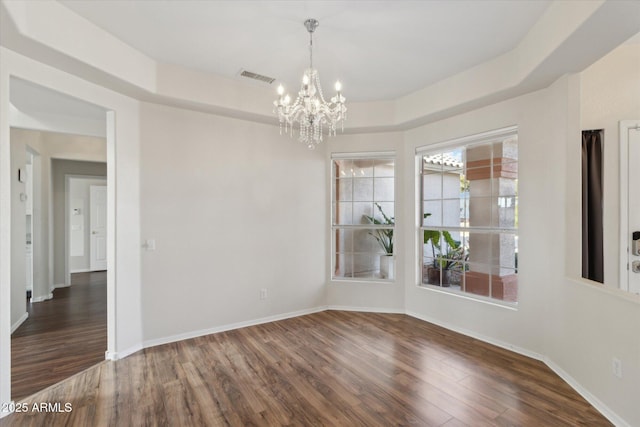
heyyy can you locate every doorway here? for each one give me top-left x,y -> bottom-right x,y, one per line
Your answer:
7,78 -> 112,402
66,175 -> 107,287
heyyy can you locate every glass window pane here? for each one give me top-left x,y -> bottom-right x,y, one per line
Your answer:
459,263 -> 470,292
468,197 -> 492,227
500,137 -> 518,159
467,232 -> 492,266
334,253 -> 353,278
466,143 -> 493,163
494,196 -> 517,229
353,228 -> 381,253
422,172 -> 442,200
443,199 -> 462,227
496,177 -> 517,197
375,202 -> 395,224
353,202 -> 374,225
490,267 -> 518,301
353,253 -> 376,278
334,159 -> 353,177
466,164 -> 492,182
423,201 -> 442,226
353,178 -> 373,201
467,174 -> 492,196
374,177 -> 394,202
442,170 -> 463,199
337,178 -> 353,201
464,262 -> 491,297
353,159 -> 374,177
374,159 -> 394,177
334,202 -> 353,225
334,229 -> 354,254
422,154 -> 443,174
423,263 -> 442,286
460,196 -> 470,227
494,233 -> 518,269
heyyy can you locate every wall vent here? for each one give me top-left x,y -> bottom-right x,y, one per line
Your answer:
240,70 -> 275,84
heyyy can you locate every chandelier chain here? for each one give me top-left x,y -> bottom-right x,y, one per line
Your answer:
309,30 -> 313,70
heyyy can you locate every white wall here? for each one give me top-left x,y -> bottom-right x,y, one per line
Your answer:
550,39 -> 640,426
139,102 -> 327,343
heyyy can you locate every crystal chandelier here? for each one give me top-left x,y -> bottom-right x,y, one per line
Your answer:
273,18 -> 346,149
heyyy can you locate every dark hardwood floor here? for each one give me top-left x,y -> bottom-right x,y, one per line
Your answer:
10,271 -> 107,401
2,310 -> 610,426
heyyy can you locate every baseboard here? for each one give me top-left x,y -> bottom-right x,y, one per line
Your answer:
543,358 -> 630,427
327,305 -> 405,314
30,293 -> 53,303
405,310 -> 544,361
143,306 -> 327,350
10,312 -> 29,334
53,283 -> 69,289
406,310 -> 626,427
69,268 -> 91,273
105,343 -> 143,361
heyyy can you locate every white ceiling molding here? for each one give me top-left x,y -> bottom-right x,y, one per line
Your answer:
1,0 -> 639,134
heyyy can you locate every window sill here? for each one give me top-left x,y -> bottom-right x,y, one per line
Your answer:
417,283 -> 519,310
566,277 -> 640,304
330,278 -> 397,285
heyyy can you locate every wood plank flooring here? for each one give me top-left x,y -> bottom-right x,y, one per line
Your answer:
2,310 -> 611,426
10,271 -> 107,401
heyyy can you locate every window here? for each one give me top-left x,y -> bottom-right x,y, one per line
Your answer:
418,128 -> 518,302
332,154 -> 395,281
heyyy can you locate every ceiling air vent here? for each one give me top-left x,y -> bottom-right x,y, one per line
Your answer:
240,70 -> 275,84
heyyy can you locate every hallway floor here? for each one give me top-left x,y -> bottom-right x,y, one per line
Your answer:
11,271 -> 107,401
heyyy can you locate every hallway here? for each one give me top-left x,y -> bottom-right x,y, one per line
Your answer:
11,272 -> 106,401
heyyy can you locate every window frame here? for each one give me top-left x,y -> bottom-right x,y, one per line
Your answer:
331,152 -> 397,283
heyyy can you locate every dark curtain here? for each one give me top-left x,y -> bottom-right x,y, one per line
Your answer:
582,130 -> 604,283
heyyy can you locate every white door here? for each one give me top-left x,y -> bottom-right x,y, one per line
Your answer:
89,185 -> 107,271
621,121 -> 640,294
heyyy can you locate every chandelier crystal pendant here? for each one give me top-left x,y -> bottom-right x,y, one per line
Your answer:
273,18 -> 346,149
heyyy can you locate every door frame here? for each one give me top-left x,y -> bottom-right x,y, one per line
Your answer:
89,183 -> 107,272
619,120 -> 640,293
1,72 -> 121,410
64,175 -> 107,287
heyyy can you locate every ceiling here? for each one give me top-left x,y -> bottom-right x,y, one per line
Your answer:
59,0 -> 552,102
10,77 -> 106,121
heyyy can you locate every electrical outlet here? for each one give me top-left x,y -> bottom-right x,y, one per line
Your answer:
612,357 -> 622,378
260,288 -> 267,300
